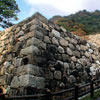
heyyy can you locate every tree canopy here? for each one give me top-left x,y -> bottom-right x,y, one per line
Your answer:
51,10 -> 100,35
0,0 -> 20,28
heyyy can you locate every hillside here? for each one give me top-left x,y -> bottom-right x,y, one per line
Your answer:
50,10 -> 100,36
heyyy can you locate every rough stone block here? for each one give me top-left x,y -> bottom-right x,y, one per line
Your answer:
52,37 -> 59,45
10,75 -> 45,89
59,38 -> 68,47
52,29 -> 60,38
20,45 -> 40,55
26,37 -> 46,50
54,71 -> 62,80
0,75 -> 7,84
17,64 -> 41,76
58,46 -> 64,53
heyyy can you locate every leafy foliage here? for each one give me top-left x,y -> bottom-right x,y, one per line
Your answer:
54,10 -> 100,35
0,0 -> 20,28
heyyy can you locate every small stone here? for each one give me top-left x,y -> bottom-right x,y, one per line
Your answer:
8,45 -> 13,52
9,35 -> 16,45
44,71 -> 53,79
34,30 -> 44,40
60,26 -> 66,32
5,39 -> 9,45
68,43 -> 75,50
64,62 -> 70,70
79,39 -> 87,45
78,58 -> 87,66
42,23 -> 50,31
96,60 -> 100,65
49,32 -> 53,38
55,54 -> 62,60
73,51 -> 81,58
85,51 -> 91,58
0,67 -> 5,75
54,60 -> 64,71
71,70 -> 79,77
0,56 -> 5,64
80,45 -> 88,51
83,71 -> 88,78
50,67 -> 55,71
66,47 -> 73,56
59,38 -> 68,47
4,61 -> 11,68
1,40 -> 5,47
30,25 -> 39,31
69,75 -> 76,84
90,66 -> 96,75
0,75 -> 7,84
58,46 -> 64,53
47,45 -> 57,54
22,24 -> 27,30
13,42 -> 22,52
16,31 -> 24,38
76,63 -> 83,71
71,56 -> 77,62
54,70 -> 62,80
62,54 -> 70,62
13,57 -> 22,67
87,43 -> 90,48
52,37 -> 59,45
94,49 -> 99,56
76,45 -> 80,51
70,38 -> 77,44
44,36 -> 51,43
7,65 -> 15,74
59,82 -> 65,88
92,54 -> 96,60
52,29 -> 60,38
15,27 -> 20,34
0,48 -> 4,53
24,31 -> 35,40
7,54 -> 13,61
65,37 -> 71,42
89,49 -> 93,54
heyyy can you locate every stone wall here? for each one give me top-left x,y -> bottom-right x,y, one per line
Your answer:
0,12 -> 100,96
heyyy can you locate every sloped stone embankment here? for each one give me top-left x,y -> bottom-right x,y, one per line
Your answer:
0,12 -> 100,96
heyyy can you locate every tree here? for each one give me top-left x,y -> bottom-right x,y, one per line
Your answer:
0,0 -> 20,28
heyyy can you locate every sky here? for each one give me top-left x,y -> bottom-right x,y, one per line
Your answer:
15,0 -> 100,23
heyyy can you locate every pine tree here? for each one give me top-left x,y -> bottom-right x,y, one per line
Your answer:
0,0 -> 20,28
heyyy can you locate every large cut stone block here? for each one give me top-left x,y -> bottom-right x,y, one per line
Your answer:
20,45 -> 40,55
17,64 -> 41,76
10,74 -> 45,89
26,37 -> 46,50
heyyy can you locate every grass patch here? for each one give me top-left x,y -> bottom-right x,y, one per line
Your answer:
80,89 -> 100,100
